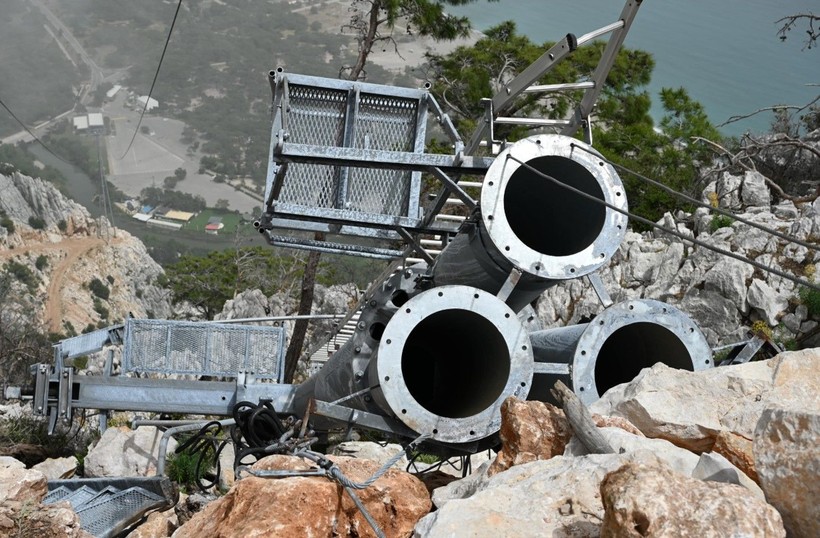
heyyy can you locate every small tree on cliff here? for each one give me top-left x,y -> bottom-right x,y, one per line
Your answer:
341,0 -> 493,81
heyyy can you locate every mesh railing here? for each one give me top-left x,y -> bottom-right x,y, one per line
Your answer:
122,319 -> 285,380
276,81 -> 421,218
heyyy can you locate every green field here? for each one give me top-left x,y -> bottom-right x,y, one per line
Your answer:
183,210 -> 244,234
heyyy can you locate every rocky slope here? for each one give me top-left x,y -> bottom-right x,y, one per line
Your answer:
0,170 -> 172,335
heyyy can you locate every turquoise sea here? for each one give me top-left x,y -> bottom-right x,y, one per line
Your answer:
449,0 -> 819,136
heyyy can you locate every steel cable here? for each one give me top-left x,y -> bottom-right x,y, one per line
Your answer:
506,154 -> 820,292
570,142 -> 819,252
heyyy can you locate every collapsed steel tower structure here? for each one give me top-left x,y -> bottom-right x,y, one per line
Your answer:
19,0 -> 714,453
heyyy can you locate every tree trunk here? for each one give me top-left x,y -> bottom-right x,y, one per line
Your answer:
283,249 -> 321,383
348,0 -> 382,80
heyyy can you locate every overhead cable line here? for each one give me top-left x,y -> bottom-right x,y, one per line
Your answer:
506,154 -> 820,293
118,0 -> 183,160
570,143 -> 820,252
0,96 -> 73,167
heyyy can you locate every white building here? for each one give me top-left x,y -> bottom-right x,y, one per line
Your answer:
137,96 -> 159,111
73,116 -> 88,131
106,85 -> 122,99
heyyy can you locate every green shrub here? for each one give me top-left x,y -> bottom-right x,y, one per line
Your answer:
57,219 -> 67,232
106,275 -> 115,284
35,255 -> 48,270
799,286 -> 820,317
89,278 -> 110,300
709,214 -> 734,233
4,261 -> 38,292
93,298 -> 109,320
28,216 -> 46,230
167,448 -> 213,490
0,214 -> 15,233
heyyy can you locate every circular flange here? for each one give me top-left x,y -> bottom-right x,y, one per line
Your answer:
375,285 -> 533,443
571,299 -> 713,404
480,134 -> 628,280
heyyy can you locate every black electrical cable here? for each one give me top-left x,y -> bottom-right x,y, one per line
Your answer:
231,400 -> 289,465
118,0 -> 183,160
174,420 -> 230,492
506,154 -> 820,293
0,96 -> 73,167
570,142 -> 820,252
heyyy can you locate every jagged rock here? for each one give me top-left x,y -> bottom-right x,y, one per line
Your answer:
591,414 -> 643,436
703,258 -> 753,315
600,462 -> 784,537
747,278 -> 790,325
773,201 -> 799,219
590,351 -> 820,452
330,441 -> 409,470
174,455 -> 430,538
174,493 -> 216,527
0,172 -> 94,233
84,426 -> 176,478
678,289 -> 741,345
754,408 -> 820,538
126,508 -> 178,538
691,451 -> 764,499
488,397 -> 571,477
31,456 -> 77,480
215,289 -> 269,320
741,170 -> 772,207
712,431 -> 758,483
564,427 -> 700,476
417,451 -> 665,538
0,500 -> 93,538
716,172 -> 743,210
0,457 -> 46,503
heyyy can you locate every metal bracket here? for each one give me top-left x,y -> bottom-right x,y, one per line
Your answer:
497,268 -> 523,304
33,364 -> 49,416
395,227 -> 435,266
312,400 -> 419,439
533,362 -> 571,375
587,273 -> 614,307
58,366 -> 73,424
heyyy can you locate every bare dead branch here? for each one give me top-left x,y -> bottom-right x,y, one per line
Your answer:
776,13 -> 820,50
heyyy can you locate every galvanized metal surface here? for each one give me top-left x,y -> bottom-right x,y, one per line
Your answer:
122,319 -> 286,381
529,299 -> 713,405
45,477 -> 176,538
432,135 -> 628,311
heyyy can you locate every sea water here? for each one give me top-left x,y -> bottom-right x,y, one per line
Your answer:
449,0 -> 819,136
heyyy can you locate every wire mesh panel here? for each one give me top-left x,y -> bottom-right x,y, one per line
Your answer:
268,72 -> 427,223
122,319 -> 285,380
76,487 -> 165,538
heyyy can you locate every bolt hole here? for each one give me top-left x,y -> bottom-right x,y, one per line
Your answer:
402,409 -> 407,414
616,192 -> 622,197
386,339 -> 392,344
505,246 -> 511,251
488,215 -> 494,220
629,305 -> 634,310
433,429 -> 438,434
505,313 -> 510,318
438,291 -> 443,297
406,308 -> 411,313
579,387 -> 585,392
599,161 -> 604,166
474,293 -> 479,299
581,350 -> 587,355
221,396 -> 226,401
520,382 -> 526,387
522,345 -> 528,350
599,320 -> 604,325
662,308 -> 667,313
569,268 -> 576,273
384,376 -> 390,381
689,328 -> 694,333
705,360 -> 710,365
488,181 -> 494,186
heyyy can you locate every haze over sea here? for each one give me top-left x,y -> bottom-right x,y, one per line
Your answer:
449,0 -> 819,136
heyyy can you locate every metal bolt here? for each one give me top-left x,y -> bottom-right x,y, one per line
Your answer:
357,321 -> 366,330
369,300 -> 377,307
355,371 -> 364,380
354,346 -> 362,353
364,395 -> 372,402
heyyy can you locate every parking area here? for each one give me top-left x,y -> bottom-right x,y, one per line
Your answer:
103,94 -> 262,214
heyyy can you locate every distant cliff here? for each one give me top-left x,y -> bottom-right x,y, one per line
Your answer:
0,169 -> 172,335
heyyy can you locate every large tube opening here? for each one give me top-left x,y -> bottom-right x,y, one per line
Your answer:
594,322 -> 693,395
504,156 -> 606,256
400,310 -> 510,418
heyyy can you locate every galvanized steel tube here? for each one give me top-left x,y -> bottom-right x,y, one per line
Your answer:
432,134 -> 628,311
528,299 -> 713,405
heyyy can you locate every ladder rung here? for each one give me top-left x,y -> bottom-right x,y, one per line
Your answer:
458,181 -> 482,188
420,239 -> 442,246
435,214 -> 466,222
495,117 -> 572,127
446,198 -> 466,206
577,20 -> 625,46
405,257 -> 426,264
525,81 -> 595,93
